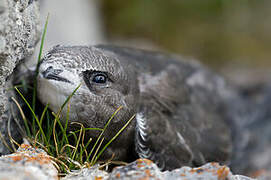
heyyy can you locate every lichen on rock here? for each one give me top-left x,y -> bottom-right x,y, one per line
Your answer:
64,158 -> 259,180
0,144 -> 58,180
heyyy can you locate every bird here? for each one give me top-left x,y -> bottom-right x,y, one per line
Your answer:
36,44 -> 268,172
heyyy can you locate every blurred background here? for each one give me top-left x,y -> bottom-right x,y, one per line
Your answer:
39,0 -> 271,87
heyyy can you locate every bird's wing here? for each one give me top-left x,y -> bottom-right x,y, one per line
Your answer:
95,45 -> 233,170
135,64 -> 233,170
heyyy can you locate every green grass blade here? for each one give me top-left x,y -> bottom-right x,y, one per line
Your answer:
72,126 -> 83,160
40,103 -> 49,125
46,111 -> 52,139
91,137 -> 104,165
0,132 -> 13,152
60,84 -> 81,111
38,103 -> 49,149
10,96 -> 31,136
53,84 -> 81,151
79,145 -> 83,164
69,131 -> 78,144
61,101 -> 71,154
102,106 -> 123,132
15,87 -> 37,120
63,102 -> 70,142
32,13 -> 50,134
86,132 -> 103,162
14,87 -> 48,145
86,106 -> 123,162
71,128 -> 103,135
53,112 -> 60,156
81,137 -> 92,158
37,14 -> 49,66
93,114 -> 135,165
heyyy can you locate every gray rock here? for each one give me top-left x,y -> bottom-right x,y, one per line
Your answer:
0,144 -> 58,180
0,0 -> 40,154
62,165 -> 109,180
0,145 -> 259,180
109,159 -> 164,180
64,159 -> 257,180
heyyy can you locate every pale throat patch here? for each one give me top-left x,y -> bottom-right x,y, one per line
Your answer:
38,77 -> 69,113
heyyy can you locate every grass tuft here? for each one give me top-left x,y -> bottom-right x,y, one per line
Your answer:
5,15 -> 135,175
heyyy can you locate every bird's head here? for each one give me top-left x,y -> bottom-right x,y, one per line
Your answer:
37,45 -> 139,139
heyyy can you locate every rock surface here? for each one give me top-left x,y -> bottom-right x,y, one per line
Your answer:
0,145 -> 266,180
0,144 -> 58,180
64,159 -> 257,180
0,0 -> 40,154
62,165 -> 109,180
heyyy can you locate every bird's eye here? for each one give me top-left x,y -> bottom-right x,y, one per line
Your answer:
92,73 -> 107,84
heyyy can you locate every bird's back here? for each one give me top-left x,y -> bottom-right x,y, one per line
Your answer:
96,45 -> 238,169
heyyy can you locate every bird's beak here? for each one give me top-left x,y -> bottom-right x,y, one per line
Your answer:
41,66 -> 71,83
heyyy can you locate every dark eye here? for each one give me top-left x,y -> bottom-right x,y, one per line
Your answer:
92,73 -> 107,84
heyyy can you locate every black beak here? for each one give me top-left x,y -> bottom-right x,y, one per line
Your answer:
42,66 -> 71,83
